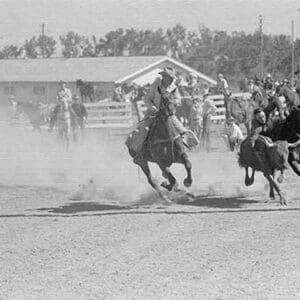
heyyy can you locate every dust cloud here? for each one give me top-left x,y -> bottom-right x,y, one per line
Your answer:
0,114 -> 275,204
0,118 -> 152,202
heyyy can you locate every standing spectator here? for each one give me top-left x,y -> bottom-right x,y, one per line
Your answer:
201,93 -> 217,152
8,95 -> 19,125
223,117 -> 244,151
252,78 -> 263,98
189,97 -> 203,140
217,73 -> 232,118
176,72 -> 188,89
217,73 -> 231,97
187,73 -> 200,97
263,73 -> 274,92
113,83 -> 123,102
202,83 -> 210,96
247,79 -> 254,94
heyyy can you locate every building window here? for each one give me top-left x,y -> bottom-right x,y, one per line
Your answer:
33,86 -> 46,96
4,86 -> 15,95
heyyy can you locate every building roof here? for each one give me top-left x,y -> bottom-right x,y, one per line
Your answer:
116,56 -> 216,85
0,56 -> 216,85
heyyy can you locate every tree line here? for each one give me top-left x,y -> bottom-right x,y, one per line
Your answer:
1,24 -> 299,86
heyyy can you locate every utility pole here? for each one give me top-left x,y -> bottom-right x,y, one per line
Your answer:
291,20 -> 295,87
259,15 -> 264,80
41,23 -> 45,58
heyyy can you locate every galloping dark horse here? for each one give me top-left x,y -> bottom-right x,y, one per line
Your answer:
126,89 -> 193,202
76,79 -> 95,102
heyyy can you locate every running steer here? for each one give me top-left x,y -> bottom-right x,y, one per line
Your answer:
238,136 -> 300,205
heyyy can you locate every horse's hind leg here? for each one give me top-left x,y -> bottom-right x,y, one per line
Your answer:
182,153 -> 192,187
264,174 -> 286,205
159,164 -> 178,191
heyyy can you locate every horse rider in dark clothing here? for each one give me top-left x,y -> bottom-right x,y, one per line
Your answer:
71,95 -> 88,130
249,108 -> 270,148
248,107 -> 275,170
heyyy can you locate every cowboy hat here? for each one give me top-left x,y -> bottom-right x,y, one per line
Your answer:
226,116 -> 235,123
59,80 -> 66,85
159,67 -> 176,79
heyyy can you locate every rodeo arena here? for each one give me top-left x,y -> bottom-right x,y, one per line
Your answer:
1,15 -> 300,300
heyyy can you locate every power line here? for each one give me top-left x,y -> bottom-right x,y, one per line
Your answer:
259,15 -> 264,79
41,23 -> 45,58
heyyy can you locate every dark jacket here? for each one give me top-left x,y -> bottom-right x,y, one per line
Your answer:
71,103 -> 88,120
249,118 -> 267,146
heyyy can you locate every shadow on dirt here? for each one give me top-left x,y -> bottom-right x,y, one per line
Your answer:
37,202 -> 132,214
34,194 -> 259,215
181,195 -> 259,209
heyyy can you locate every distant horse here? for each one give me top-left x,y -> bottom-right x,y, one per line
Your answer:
76,79 -> 95,102
17,102 -> 49,131
126,88 -> 194,202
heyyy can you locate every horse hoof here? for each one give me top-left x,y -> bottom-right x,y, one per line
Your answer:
183,178 -> 192,187
245,178 -> 252,186
161,195 -> 172,205
277,175 -> 284,183
161,181 -> 172,191
186,192 -> 195,199
280,197 -> 287,205
172,183 -> 180,192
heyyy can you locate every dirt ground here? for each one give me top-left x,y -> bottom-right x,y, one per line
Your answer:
0,126 -> 300,299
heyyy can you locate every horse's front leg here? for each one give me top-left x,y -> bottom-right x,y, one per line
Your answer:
245,167 -> 255,186
182,153 -> 192,187
139,161 -> 172,203
159,164 -> 179,191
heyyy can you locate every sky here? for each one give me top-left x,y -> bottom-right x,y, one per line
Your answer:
0,0 -> 300,47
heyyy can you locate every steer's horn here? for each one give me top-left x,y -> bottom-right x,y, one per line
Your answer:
288,139 -> 300,148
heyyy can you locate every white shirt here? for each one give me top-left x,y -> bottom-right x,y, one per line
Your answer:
57,87 -> 72,103
226,122 -> 244,141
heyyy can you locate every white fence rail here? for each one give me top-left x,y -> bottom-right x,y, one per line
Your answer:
85,101 -> 133,129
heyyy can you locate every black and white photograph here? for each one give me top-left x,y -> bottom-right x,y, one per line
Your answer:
1,0 -> 300,298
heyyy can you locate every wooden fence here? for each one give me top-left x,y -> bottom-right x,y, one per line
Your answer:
85,101 -> 133,129
83,92 -> 251,134
135,92 -> 251,123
